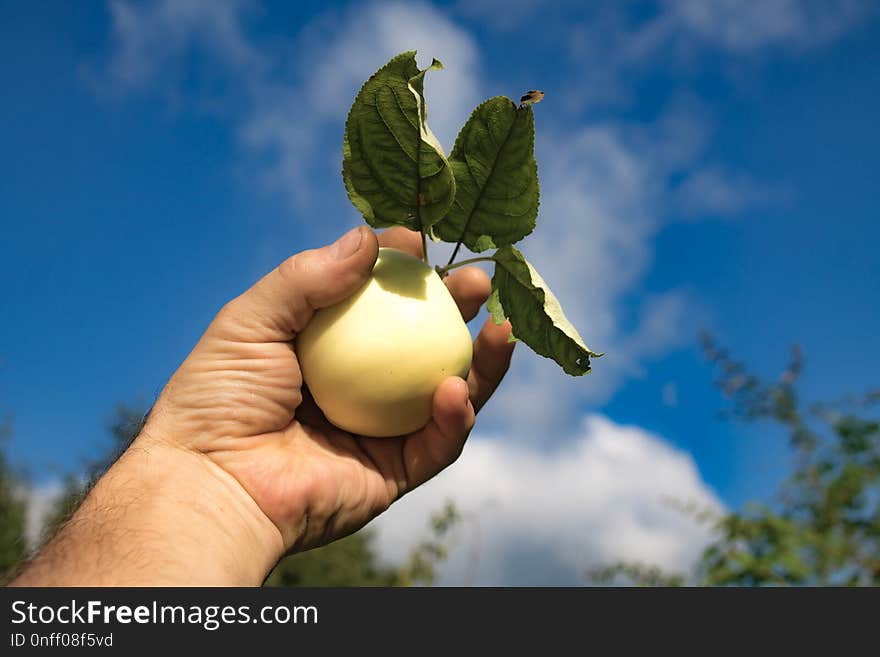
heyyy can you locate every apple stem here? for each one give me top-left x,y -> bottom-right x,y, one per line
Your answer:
435,256 -> 495,277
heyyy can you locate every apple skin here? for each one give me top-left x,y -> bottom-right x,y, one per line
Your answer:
297,247 -> 474,437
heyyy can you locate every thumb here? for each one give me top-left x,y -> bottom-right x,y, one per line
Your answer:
212,226 -> 379,341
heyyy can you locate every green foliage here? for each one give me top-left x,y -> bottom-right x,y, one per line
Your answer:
396,500 -> 460,586
587,335 -> 880,586
343,51 -> 455,232
488,245 -> 598,376
265,531 -> 401,587
586,562 -> 686,587
697,335 -> 880,586
0,417 -> 28,581
343,51 -> 599,377
433,97 -> 538,252
266,502 -> 460,587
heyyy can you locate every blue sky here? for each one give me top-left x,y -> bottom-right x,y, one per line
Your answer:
1,1 -> 878,583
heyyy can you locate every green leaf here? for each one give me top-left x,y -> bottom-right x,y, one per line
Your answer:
342,51 -> 455,232
488,246 -> 599,376
434,97 -> 538,252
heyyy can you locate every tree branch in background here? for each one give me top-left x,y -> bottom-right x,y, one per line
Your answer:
587,332 -> 880,586
586,562 -> 685,587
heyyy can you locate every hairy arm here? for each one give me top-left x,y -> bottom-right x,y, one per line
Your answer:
11,434 -> 282,586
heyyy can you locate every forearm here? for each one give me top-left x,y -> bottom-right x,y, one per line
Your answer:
11,435 -> 284,586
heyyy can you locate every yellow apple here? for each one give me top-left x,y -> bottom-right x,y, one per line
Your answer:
297,247 -> 473,437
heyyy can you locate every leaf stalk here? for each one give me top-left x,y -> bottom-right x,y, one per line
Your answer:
435,255 -> 495,277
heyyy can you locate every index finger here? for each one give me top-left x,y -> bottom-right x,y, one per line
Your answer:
377,227 -> 423,258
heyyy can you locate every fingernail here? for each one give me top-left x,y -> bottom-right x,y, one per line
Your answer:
331,227 -> 364,260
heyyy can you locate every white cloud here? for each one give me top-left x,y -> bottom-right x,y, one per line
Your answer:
373,414 -> 722,585
472,1 -> 872,54
563,1 -> 874,112
672,166 -> 779,219
100,0 -> 264,91
666,0 -> 872,52
293,1 -> 480,146
99,0 -> 480,207
241,1 -> 481,206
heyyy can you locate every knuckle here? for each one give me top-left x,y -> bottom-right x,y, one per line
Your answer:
216,297 -> 242,323
210,297 -> 245,335
279,252 -> 302,279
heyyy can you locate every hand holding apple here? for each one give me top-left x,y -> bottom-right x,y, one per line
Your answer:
143,225 -> 514,557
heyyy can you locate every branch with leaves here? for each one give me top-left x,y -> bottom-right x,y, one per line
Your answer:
342,51 -> 601,376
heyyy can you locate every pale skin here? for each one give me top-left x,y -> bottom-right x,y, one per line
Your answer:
11,226 -> 514,586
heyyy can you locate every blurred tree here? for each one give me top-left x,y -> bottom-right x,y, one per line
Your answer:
265,502 -> 459,587
38,402 -> 460,586
265,531 -> 401,587
588,334 -> 880,586
0,415 -> 28,580
395,501 -> 460,586
586,562 -> 686,587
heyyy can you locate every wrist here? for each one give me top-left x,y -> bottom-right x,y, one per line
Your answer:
124,434 -> 286,585
15,433 -> 284,586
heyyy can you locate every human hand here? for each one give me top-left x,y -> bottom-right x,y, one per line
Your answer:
138,225 -> 513,579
